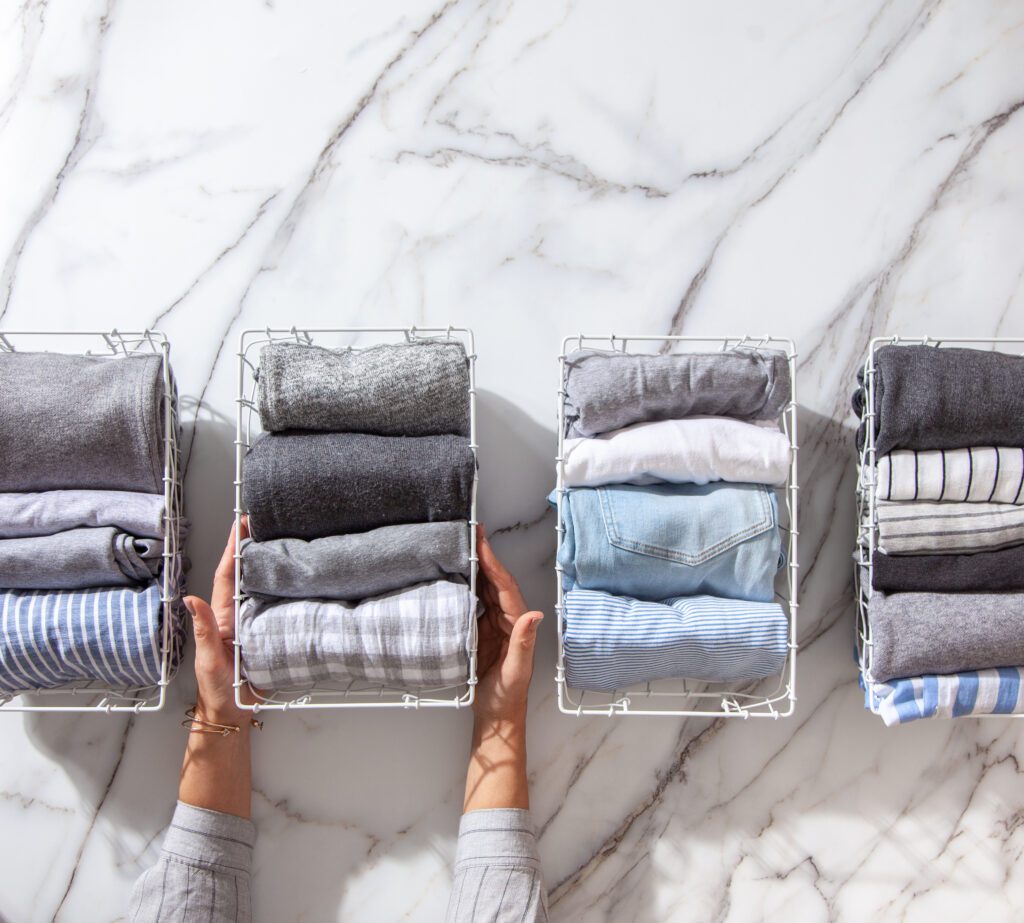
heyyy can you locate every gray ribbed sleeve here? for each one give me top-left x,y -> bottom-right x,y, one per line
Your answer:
129,802 -> 255,923
446,809 -> 548,923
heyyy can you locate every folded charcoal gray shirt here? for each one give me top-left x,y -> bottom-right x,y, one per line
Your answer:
242,431 -> 475,541
257,339 -> 471,436
853,345 -> 1024,455
240,521 -> 470,600
871,544 -> 1024,593
129,803 -> 548,922
0,351 -> 166,493
0,527 -> 163,589
563,347 -> 791,437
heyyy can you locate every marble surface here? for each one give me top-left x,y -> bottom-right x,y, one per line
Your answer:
1,0 -> 1023,920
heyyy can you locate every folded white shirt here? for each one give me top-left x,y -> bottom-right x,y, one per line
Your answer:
561,417 -> 791,488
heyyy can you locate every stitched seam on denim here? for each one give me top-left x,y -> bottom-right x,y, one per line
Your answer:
599,485 -> 773,564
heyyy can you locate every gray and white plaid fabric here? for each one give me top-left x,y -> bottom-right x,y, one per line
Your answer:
239,579 -> 474,691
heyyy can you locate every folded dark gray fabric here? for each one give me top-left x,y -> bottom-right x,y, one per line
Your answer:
854,345 -> 1024,455
0,352 -> 166,493
257,340 -> 470,436
868,587 -> 1024,682
871,546 -> 1024,593
0,527 -> 163,589
240,521 -> 470,600
0,490 -> 167,539
243,432 -> 475,541
563,348 -> 791,437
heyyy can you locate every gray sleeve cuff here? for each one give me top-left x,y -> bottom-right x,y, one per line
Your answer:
454,808 -> 540,871
160,801 -> 256,874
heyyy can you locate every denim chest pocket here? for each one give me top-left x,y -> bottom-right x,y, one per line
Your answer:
597,482 -> 776,566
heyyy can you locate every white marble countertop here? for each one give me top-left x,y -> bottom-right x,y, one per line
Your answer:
1,1 -> 1023,920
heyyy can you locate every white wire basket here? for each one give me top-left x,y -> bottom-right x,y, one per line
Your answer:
855,335 -> 1024,718
554,334 -> 799,718
234,326 -> 479,713
0,329 -> 185,714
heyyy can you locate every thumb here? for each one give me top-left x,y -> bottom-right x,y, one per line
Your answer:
186,596 -> 226,672
502,611 -> 543,682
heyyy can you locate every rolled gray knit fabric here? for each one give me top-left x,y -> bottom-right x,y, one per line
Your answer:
868,586 -> 1024,682
242,432 -> 475,541
871,545 -> 1024,593
854,345 -> 1024,454
0,490 -> 167,539
257,340 -> 470,436
240,521 -> 470,600
563,348 -> 791,437
0,527 -> 163,589
0,352 -> 166,493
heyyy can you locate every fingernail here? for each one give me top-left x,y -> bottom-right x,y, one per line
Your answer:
183,598 -> 196,618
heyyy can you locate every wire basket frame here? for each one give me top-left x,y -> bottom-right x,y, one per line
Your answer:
855,335 -> 1024,719
0,329 -> 185,714
554,334 -> 799,718
234,326 -> 479,713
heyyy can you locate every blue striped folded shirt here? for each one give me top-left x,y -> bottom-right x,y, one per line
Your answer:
562,588 -> 788,691
866,668 -> 1024,726
0,583 -> 166,693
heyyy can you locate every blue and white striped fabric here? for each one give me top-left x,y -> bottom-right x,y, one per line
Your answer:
562,588 -> 788,691
866,668 -> 1024,726
0,583 -> 165,693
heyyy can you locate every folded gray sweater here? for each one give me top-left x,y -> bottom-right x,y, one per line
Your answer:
854,345 -> 1024,454
868,586 -> 1024,682
240,521 -> 470,600
0,352 -> 166,493
0,527 -> 164,589
871,545 -> 1024,593
0,490 -> 167,539
257,340 -> 470,436
563,348 -> 791,437
242,431 -> 475,541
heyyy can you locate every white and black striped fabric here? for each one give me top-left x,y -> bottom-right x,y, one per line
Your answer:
872,499 -> 1024,555
876,447 -> 1024,504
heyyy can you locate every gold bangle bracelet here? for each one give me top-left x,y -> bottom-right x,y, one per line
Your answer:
182,706 -> 263,735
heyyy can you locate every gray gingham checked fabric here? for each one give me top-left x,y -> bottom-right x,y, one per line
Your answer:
238,579 -> 474,691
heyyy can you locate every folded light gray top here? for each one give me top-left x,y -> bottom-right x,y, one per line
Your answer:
242,431 -> 475,542
868,586 -> 1024,682
0,527 -> 163,589
240,521 -> 470,601
257,340 -> 470,436
0,490 -> 167,539
563,347 -> 791,437
0,352 -> 166,493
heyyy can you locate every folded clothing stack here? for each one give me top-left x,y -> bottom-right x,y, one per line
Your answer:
238,339 -> 476,692
0,352 -> 183,694
854,345 -> 1024,724
554,347 -> 793,691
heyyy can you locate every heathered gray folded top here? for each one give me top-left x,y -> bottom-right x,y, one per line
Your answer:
240,521 -> 470,601
868,585 -> 1024,683
0,352 -> 166,493
853,345 -> 1024,454
0,527 -> 163,589
242,431 -> 475,541
256,340 -> 470,436
563,348 -> 791,437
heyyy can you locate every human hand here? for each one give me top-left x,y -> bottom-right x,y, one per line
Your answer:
184,518 -> 250,726
473,525 -> 543,726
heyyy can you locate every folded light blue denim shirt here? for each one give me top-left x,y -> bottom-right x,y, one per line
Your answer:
551,483 -> 783,603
